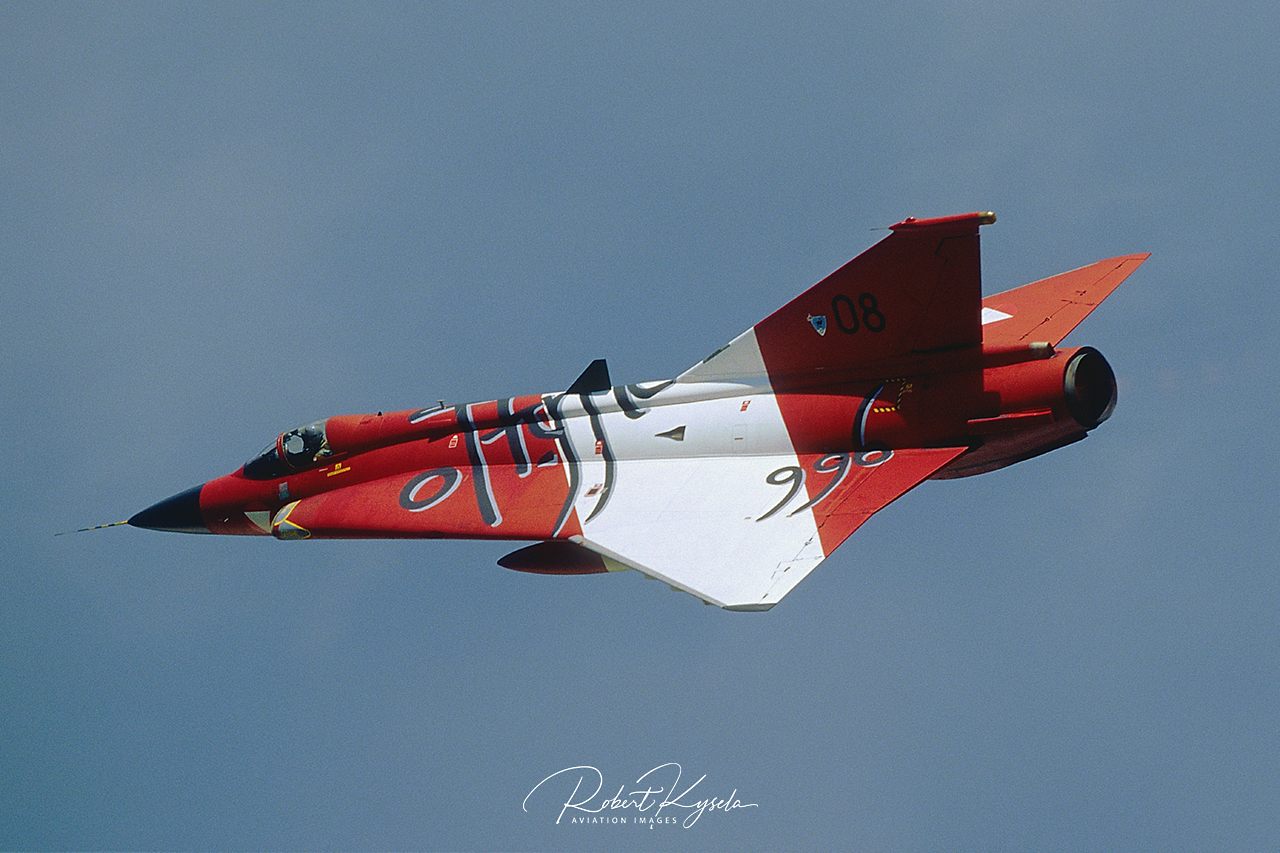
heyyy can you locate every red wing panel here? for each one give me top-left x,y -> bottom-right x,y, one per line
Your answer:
802,446 -> 969,557
982,254 -> 1149,347
753,214 -> 988,380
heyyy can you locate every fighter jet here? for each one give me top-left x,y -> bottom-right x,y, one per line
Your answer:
125,212 -> 1147,610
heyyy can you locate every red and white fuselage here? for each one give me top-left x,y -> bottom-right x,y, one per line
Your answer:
130,213 -> 1147,610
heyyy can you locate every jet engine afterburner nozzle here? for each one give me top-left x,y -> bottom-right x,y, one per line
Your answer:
1063,347 -> 1117,429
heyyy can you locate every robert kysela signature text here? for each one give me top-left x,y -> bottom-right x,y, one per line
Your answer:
523,763 -> 758,828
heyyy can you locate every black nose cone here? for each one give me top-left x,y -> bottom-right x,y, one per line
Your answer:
129,485 -> 209,534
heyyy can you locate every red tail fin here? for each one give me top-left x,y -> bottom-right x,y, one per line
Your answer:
679,212 -> 994,385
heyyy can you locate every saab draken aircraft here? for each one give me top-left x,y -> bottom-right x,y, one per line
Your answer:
123,213 -> 1147,610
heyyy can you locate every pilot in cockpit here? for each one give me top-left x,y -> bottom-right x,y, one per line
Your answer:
243,419 -> 332,480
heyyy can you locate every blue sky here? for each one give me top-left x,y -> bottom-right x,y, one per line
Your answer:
3,3 -> 1278,850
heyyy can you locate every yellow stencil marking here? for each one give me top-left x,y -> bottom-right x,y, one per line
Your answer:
326,462 -> 352,477
872,379 -> 913,414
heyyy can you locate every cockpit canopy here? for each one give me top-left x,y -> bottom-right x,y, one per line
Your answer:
243,419 -> 333,480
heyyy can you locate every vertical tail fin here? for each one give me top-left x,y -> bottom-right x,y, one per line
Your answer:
679,213 -> 995,384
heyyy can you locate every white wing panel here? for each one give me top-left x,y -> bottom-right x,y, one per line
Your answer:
577,453 -> 824,609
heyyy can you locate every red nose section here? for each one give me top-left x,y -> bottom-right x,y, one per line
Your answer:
129,485 -> 209,534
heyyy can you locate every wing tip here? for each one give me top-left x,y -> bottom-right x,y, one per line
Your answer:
722,602 -> 776,612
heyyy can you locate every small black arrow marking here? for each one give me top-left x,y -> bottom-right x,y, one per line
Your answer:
655,425 -> 686,442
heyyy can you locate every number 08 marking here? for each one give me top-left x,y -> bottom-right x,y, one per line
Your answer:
831,293 -> 886,334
